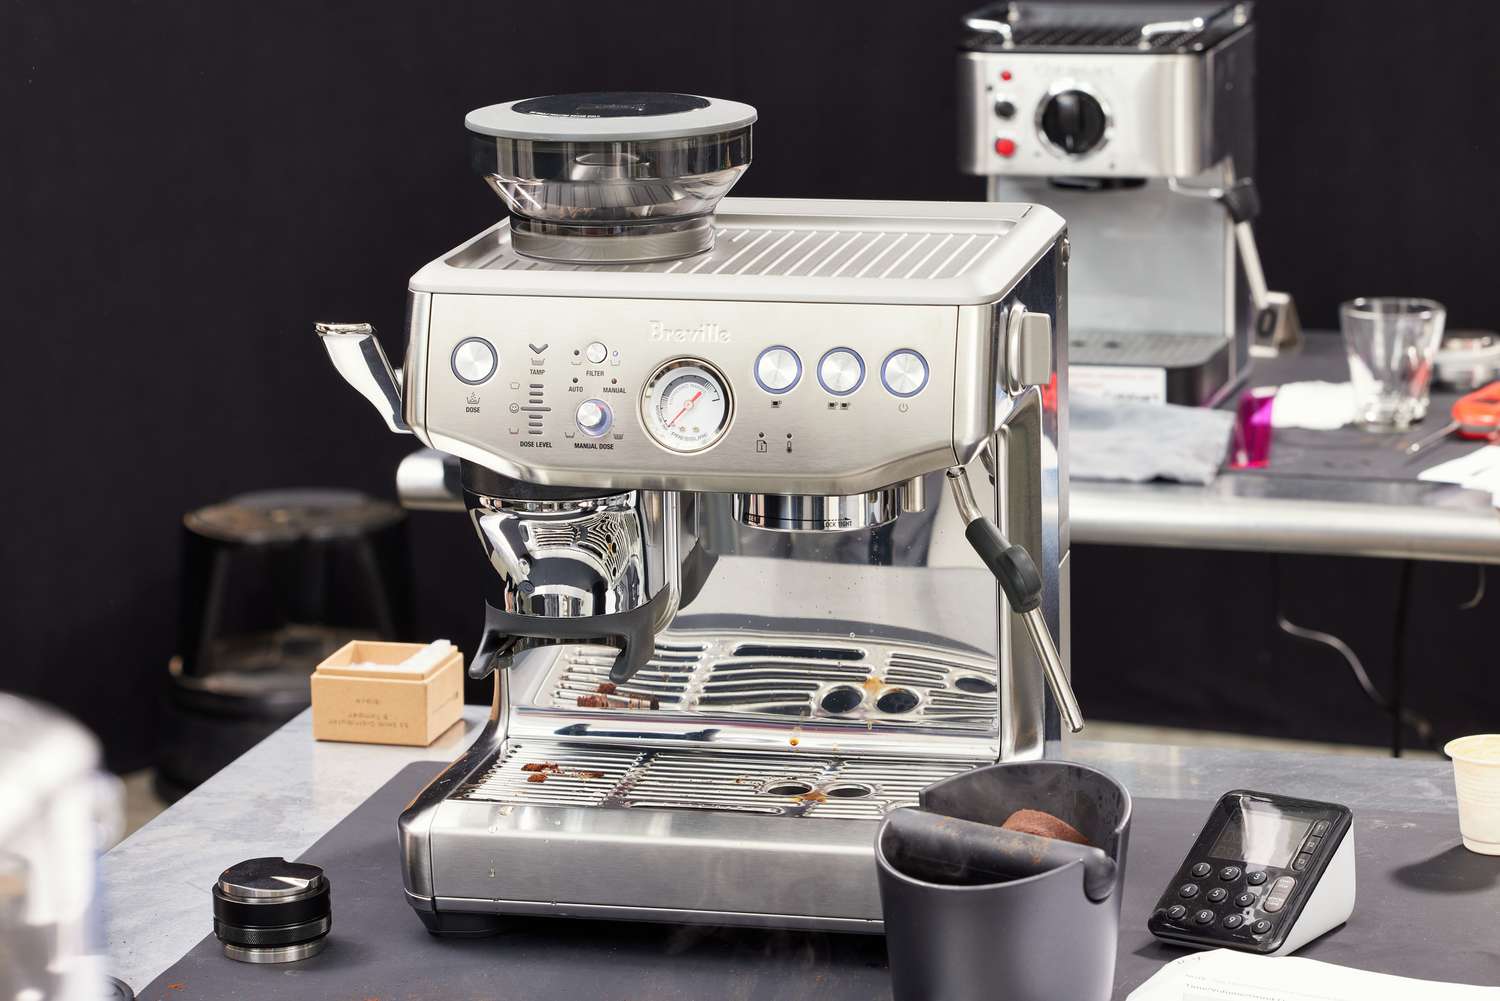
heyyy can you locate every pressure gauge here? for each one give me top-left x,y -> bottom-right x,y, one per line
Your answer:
642,358 -> 733,453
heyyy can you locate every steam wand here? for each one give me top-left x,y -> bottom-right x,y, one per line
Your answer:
946,467 -> 1084,733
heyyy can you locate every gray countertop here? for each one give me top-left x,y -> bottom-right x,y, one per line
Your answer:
101,705 -> 1459,992
1071,335 -> 1500,563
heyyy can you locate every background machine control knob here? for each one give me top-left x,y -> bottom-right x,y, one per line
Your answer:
1039,89 -> 1108,156
818,348 -> 865,396
451,337 -> 498,385
754,346 -> 801,394
575,398 -> 613,437
585,341 -> 609,365
881,349 -> 929,397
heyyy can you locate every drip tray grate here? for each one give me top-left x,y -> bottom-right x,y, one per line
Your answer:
543,631 -> 999,729
457,740 -> 977,820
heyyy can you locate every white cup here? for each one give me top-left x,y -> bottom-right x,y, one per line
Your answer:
1445,734 -> 1500,855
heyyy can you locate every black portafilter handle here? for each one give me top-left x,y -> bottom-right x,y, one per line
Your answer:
882,808 -> 1119,903
947,467 -> 1084,733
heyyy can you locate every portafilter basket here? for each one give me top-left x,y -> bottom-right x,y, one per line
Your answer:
467,92 -> 755,264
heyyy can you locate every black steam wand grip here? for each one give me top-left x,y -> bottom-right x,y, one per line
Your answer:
947,467 -> 1084,733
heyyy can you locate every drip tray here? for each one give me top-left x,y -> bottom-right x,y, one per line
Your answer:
457,740 -> 976,821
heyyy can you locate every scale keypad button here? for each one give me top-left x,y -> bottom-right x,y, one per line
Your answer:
1235,892 -> 1256,908
1312,820 -> 1330,836
1166,904 -> 1188,921
1304,835 -> 1322,850
1292,853 -> 1313,872
1219,865 -> 1242,881
1190,862 -> 1212,878
1206,887 -> 1228,903
1263,876 -> 1296,912
1223,914 -> 1244,930
1252,919 -> 1273,935
1246,871 -> 1268,885
1195,909 -> 1216,925
1178,883 -> 1200,899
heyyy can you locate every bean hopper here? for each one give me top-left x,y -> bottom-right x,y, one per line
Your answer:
318,92 -> 1081,932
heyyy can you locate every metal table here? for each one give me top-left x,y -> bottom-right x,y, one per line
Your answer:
102,706 -> 1461,994
1071,335 -> 1500,564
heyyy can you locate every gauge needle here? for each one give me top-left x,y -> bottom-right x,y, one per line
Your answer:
666,391 -> 702,427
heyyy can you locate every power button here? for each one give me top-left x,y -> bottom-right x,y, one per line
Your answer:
994,137 -> 1017,158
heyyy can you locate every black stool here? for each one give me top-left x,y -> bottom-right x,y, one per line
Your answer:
156,489 -> 410,800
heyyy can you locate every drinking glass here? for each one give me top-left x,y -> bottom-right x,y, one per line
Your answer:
1340,297 -> 1446,431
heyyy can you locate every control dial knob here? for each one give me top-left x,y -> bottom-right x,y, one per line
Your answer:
818,348 -> 865,396
882,350 -> 929,397
1039,89 -> 1107,156
575,399 -> 613,437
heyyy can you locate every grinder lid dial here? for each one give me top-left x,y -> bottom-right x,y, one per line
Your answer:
467,91 -> 756,142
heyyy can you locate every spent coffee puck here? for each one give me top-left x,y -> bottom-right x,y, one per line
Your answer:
212,857 -> 331,963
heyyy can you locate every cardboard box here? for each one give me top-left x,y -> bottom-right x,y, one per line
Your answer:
311,640 -> 464,746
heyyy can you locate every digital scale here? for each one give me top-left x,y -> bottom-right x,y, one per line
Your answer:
1149,790 -> 1355,956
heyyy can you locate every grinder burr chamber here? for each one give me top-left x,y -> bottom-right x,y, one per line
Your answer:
467,92 -> 755,264
317,91 -> 1077,934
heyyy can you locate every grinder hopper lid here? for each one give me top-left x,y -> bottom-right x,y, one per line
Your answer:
466,92 -> 756,142
466,92 -> 756,264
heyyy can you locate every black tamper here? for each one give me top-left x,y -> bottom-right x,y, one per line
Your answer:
212,858 -> 331,963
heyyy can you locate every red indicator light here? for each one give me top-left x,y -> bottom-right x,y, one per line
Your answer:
994,138 -> 1017,157
1000,70 -> 1013,81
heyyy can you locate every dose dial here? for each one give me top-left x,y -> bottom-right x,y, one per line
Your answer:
575,399 -> 612,437
642,359 -> 733,453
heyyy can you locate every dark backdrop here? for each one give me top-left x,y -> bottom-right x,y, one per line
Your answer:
6,1 -> 1498,769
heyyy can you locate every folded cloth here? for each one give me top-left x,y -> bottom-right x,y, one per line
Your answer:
1271,380 -> 1357,429
1127,948 -> 1500,1000
1071,393 -> 1235,485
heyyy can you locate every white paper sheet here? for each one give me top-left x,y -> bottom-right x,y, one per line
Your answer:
1418,445 -> 1500,507
1126,949 -> 1500,1001
347,639 -> 453,675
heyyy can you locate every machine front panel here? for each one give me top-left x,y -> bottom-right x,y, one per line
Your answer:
420,295 -> 965,493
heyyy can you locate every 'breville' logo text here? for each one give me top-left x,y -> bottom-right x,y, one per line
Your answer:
648,321 -> 731,344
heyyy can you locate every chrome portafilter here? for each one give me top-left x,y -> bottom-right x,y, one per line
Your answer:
212,858 -> 331,964
947,466 -> 1084,733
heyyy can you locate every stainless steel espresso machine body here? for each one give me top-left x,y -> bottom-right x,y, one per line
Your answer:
958,1 -> 1298,406
319,93 -> 1076,933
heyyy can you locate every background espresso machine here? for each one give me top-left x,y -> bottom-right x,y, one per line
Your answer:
958,1 -> 1299,405
319,92 -> 1081,933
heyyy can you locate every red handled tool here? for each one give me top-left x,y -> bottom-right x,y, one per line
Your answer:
1404,381 -> 1500,456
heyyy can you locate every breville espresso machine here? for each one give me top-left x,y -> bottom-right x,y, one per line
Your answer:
319,92 -> 1080,933
958,1 -> 1299,405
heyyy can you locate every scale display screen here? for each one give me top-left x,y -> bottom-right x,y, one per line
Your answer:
1210,798 -> 1315,867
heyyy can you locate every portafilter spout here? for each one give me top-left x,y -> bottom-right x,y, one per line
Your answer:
947,466 -> 1083,733
315,322 -> 410,434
